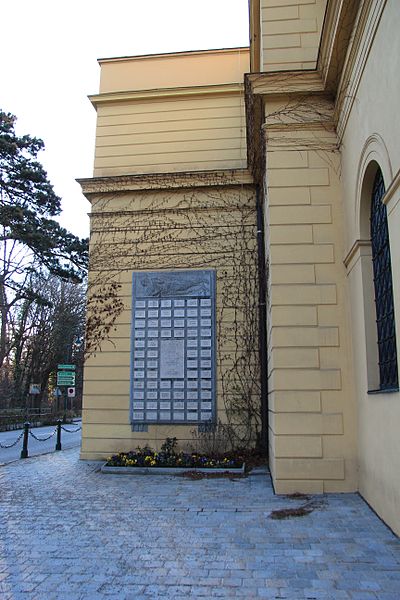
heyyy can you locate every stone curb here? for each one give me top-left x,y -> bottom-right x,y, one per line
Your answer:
249,466 -> 270,476
101,462 -> 246,475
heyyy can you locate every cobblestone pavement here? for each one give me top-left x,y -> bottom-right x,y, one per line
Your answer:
0,449 -> 399,599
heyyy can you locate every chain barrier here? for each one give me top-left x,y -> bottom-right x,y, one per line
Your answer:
0,431 -> 24,449
29,428 -> 58,442
0,420 -> 81,459
61,426 -> 82,433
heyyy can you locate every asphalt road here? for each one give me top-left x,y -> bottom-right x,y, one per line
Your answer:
0,421 -> 82,464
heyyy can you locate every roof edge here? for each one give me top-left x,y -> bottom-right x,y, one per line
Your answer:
98,46 -> 250,64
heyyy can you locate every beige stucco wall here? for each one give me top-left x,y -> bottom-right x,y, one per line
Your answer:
81,173 -> 259,459
339,0 -> 400,536
98,48 -> 250,93
260,0 -> 327,72
252,0 -> 399,533
92,92 -> 247,177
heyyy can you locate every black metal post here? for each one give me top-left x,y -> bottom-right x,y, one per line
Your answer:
20,422 -> 30,459
55,419 -> 62,451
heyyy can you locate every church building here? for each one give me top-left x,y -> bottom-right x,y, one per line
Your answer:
79,0 -> 400,536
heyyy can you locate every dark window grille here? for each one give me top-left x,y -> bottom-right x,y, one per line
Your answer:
370,168 -> 398,390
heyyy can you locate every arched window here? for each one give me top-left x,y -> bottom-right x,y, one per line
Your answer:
370,168 -> 398,390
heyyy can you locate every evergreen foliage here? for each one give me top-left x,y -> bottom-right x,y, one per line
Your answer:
0,110 -> 88,284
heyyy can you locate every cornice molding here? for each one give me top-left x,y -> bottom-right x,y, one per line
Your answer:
89,83 -> 244,108
264,122 -> 335,131
318,0 -> 360,93
263,126 -> 337,153
77,169 -> 254,197
248,0 -> 386,142
383,166 -> 400,211
335,0 -> 387,140
245,71 -> 332,180
318,0 -> 344,83
344,238 -> 371,269
246,70 -> 325,96
98,47 -> 249,65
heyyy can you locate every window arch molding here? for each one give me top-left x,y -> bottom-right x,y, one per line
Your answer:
355,133 -> 393,239
355,139 -> 398,392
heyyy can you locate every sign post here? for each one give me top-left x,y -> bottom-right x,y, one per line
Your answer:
57,371 -> 76,386
29,383 -> 41,414
57,365 -> 75,386
67,387 -> 76,411
56,365 -> 76,414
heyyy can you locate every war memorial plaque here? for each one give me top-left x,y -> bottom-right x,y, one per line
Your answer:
130,270 -> 216,426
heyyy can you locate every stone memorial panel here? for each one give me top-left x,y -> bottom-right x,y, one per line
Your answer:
130,270 -> 216,425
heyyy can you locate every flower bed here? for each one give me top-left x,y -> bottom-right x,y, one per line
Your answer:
101,444 -> 245,475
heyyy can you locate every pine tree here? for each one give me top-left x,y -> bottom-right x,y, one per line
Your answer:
0,109 -> 88,368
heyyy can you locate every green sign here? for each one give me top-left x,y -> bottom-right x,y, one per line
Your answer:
57,372 -> 76,386
57,364 -> 75,370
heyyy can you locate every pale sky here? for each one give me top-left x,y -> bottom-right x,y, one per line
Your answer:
1,0 -> 250,239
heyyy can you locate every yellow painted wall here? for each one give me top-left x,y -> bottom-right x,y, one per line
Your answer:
90,48 -> 248,177
98,48 -> 250,93
80,0 -> 399,536
247,0 -> 399,535
92,92 -> 247,177
81,49 -> 259,460
81,174 -> 259,459
260,0 -> 327,71
263,96 -> 358,494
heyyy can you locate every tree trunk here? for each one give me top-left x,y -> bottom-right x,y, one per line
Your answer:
0,277 -> 9,371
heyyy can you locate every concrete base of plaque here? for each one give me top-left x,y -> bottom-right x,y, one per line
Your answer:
101,463 -> 245,475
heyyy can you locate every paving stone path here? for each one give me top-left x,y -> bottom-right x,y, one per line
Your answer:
0,448 -> 399,599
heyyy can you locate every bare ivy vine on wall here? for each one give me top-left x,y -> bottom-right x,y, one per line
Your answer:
84,180 -> 261,448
